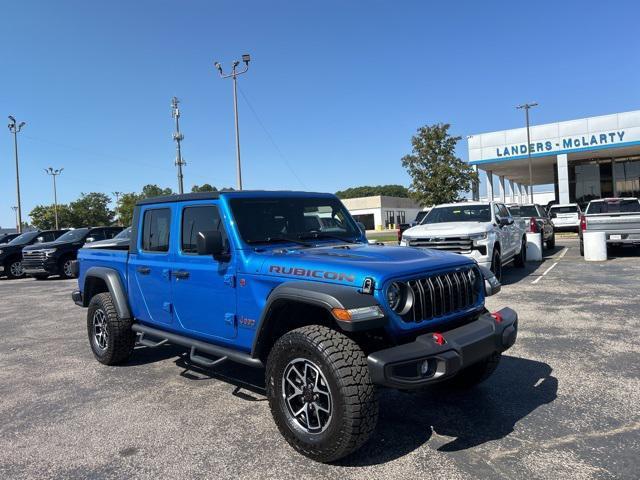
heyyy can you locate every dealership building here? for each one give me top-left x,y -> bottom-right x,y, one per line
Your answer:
468,109 -> 640,207
341,195 -> 424,230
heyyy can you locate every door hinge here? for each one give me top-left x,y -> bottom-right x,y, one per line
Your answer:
224,274 -> 236,288
224,313 -> 236,326
162,302 -> 173,313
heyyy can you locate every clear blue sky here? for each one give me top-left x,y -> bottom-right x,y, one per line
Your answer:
2,0 -> 639,228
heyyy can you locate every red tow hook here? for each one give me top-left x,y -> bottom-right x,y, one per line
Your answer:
491,311 -> 503,323
432,332 -> 445,345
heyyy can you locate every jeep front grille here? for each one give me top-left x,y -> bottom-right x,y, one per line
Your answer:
408,236 -> 473,253
400,267 -> 481,323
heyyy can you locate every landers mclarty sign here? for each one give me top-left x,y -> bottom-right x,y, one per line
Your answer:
495,130 -> 626,158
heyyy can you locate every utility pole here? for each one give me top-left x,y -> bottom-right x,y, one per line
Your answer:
214,54 -> 251,190
516,102 -> 538,203
171,97 -> 186,194
44,167 -> 63,230
112,191 -> 122,226
8,116 -> 26,232
11,206 -> 18,232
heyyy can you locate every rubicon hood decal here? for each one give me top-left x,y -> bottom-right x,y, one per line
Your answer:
269,265 -> 355,283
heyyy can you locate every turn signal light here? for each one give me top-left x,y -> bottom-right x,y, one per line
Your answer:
332,308 -> 352,321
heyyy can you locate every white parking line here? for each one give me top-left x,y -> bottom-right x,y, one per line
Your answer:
532,261 -> 559,284
557,247 -> 569,259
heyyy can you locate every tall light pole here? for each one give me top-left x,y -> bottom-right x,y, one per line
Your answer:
171,97 -> 186,194
112,191 -> 122,225
11,206 -> 18,232
44,167 -> 63,230
516,102 -> 538,203
8,116 -> 26,232
214,54 -> 251,191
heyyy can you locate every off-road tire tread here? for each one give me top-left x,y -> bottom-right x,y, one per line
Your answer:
87,292 -> 135,365
266,325 -> 378,462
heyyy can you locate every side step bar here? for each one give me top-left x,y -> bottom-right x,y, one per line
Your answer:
131,323 -> 263,368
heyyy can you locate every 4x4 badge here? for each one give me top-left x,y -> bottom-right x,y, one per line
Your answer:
362,277 -> 375,295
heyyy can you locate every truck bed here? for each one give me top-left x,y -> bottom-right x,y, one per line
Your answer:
77,248 -> 129,285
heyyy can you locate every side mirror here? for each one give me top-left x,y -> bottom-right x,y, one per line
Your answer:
196,230 -> 224,257
498,217 -> 509,227
85,237 -> 95,243
356,222 -> 367,234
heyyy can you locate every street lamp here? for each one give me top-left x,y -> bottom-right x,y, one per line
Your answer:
11,206 -> 18,232
112,191 -> 123,226
8,116 -> 26,232
44,167 -> 64,230
214,53 -> 251,190
516,102 -> 538,203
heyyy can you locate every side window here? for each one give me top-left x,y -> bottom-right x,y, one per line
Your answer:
493,204 -> 502,221
104,229 -> 119,239
142,209 -> 171,252
498,204 -> 510,218
181,205 -> 228,255
89,229 -> 106,241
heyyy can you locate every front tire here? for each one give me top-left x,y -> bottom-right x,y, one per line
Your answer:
87,292 -> 135,365
58,257 -> 76,279
265,325 -> 378,463
491,248 -> 503,280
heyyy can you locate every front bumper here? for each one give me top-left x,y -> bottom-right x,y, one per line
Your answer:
23,259 -> 59,275
367,307 -> 517,389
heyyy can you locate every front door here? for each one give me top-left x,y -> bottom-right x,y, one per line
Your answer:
171,203 -> 237,340
128,206 -> 174,325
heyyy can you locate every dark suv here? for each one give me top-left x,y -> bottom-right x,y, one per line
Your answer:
0,230 -> 68,279
0,233 -> 20,245
23,226 -> 123,279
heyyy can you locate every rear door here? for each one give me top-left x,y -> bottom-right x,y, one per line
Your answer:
128,207 -> 174,325
494,203 -> 514,256
171,202 -> 237,340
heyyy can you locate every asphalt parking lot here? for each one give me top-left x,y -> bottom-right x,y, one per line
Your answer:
0,238 -> 638,480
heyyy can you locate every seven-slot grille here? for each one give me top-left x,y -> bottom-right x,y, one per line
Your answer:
408,236 -> 473,253
400,267 -> 481,323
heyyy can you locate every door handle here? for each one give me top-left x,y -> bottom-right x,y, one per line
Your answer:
174,270 -> 190,280
137,266 -> 151,275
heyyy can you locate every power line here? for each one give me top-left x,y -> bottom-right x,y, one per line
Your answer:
238,87 -> 306,189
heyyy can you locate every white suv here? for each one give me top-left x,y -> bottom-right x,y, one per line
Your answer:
548,203 -> 582,232
400,201 -> 527,280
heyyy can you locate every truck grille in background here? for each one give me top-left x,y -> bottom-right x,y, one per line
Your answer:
22,251 -> 46,268
400,267 -> 481,323
408,236 -> 473,253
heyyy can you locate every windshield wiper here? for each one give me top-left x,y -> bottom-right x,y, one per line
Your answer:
298,232 -> 358,244
246,236 -> 312,247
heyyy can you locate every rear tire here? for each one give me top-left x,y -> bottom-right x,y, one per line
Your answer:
265,325 -> 378,463
5,259 -> 24,279
514,237 -> 526,267
87,292 -> 135,365
442,352 -> 502,389
579,239 -> 584,256
546,232 -> 556,249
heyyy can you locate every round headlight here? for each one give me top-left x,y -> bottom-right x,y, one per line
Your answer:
386,282 -> 402,311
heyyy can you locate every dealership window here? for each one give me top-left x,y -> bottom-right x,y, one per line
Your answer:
569,159 -> 613,207
614,157 -> 640,198
396,211 -> 406,225
384,210 -> 395,228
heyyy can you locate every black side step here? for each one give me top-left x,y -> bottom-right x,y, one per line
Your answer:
131,323 -> 263,368
189,347 -> 228,368
137,332 -> 168,348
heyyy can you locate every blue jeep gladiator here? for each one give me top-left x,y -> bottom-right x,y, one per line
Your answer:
72,190 -> 516,462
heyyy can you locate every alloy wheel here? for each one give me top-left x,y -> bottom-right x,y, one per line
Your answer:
282,358 -> 333,434
92,309 -> 109,351
63,260 -> 74,278
10,261 -> 23,277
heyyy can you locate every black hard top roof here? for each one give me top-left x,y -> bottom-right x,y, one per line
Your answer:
136,190 -> 334,206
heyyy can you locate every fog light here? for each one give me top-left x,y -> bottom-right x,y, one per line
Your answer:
420,359 -> 435,377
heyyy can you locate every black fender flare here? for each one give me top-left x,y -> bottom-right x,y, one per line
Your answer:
83,266 -> 131,320
251,281 -> 386,358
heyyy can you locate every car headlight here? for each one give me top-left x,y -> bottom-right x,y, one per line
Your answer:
470,232 -> 488,241
41,248 -> 57,256
386,282 -> 414,315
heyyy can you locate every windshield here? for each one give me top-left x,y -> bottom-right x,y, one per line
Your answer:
56,228 -> 90,242
114,227 -> 132,239
415,211 -> 429,224
550,205 -> 579,214
587,199 -> 640,214
424,205 -> 491,224
229,197 -> 361,245
8,231 -> 40,246
508,205 -> 538,217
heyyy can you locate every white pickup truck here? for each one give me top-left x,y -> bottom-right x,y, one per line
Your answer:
400,201 -> 527,280
579,197 -> 640,255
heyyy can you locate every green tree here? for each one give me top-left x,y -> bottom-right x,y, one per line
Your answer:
191,183 -> 217,193
141,184 -> 173,198
29,204 -> 74,229
69,192 -> 114,226
335,185 -> 410,199
401,123 -> 477,206
116,185 -> 174,227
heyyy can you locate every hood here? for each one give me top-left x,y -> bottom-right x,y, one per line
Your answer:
244,243 -> 474,289
403,222 -> 491,237
23,239 -> 82,251
0,243 -> 25,256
